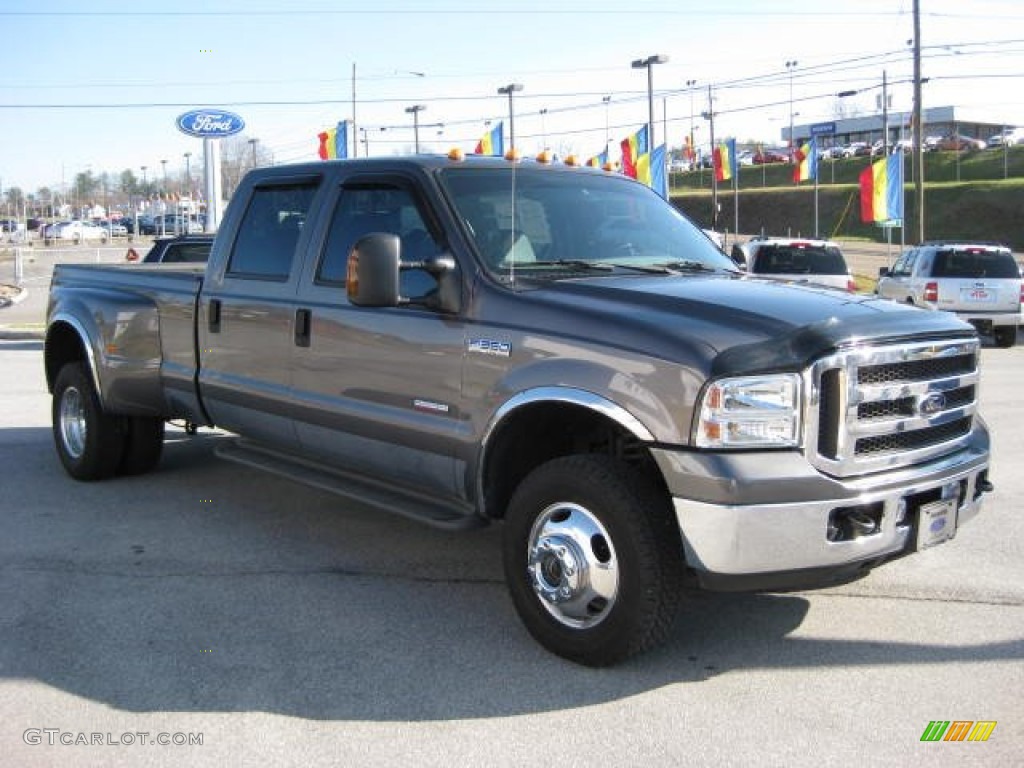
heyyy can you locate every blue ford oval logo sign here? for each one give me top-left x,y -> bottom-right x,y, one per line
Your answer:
918,392 -> 947,416
176,109 -> 245,138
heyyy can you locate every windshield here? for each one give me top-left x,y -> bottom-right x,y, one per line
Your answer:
437,166 -> 737,280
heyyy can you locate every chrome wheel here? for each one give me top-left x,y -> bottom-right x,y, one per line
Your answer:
526,502 -> 619,629
59,384 -> 87,459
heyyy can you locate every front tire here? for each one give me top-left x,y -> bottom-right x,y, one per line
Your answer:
502,455 -> 684,666
52,362 -> 124,481
994,326 -> 1017,348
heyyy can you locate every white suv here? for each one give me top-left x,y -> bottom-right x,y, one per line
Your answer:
876,242 -> 1022,347
730,236 -> 856,292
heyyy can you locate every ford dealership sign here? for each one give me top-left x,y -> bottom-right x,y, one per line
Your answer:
176,109 -> 245,138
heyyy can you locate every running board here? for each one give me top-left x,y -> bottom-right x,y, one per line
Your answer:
215,439 -> 484,531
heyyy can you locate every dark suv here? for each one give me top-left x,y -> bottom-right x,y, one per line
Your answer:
126,233 -> 214,264
876,242 -> 1021,347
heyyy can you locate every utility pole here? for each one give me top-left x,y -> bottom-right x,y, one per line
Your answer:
913,0 -> 924,243
706,84 -> 718,231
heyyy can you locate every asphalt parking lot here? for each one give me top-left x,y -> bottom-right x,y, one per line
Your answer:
0,246 -> 1021,767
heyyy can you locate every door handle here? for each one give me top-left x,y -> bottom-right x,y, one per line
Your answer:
295,308 -> 312,347
208,298 -> 221,333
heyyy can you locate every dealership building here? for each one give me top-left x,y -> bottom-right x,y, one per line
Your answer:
784,106 -> 1016,148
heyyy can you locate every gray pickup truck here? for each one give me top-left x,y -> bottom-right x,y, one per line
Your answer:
45,155 -> 993,666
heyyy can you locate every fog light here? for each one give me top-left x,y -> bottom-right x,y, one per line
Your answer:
895,498 -> 908,526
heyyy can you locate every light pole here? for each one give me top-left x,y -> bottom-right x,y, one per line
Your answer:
405,105 -> 426,153
631,54 -> 668,151
539,108 -> 548,152
686,79 -> 697,168
183,152 -> 191,199
785,60 -> 798,155
248,138 -> 258,168
498,83 -> 524,153
160,159 -> 167,192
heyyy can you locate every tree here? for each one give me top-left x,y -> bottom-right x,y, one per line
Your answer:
219,134 -> 272,200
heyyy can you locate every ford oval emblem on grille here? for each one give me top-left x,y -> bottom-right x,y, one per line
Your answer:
918,392 -> 947,415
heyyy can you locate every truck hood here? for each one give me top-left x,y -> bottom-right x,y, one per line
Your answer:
516,273 -> 977,375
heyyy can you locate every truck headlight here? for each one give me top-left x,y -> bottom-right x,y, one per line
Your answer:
694,374 -> 802,448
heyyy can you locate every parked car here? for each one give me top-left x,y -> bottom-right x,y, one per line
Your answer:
936,134 -> 986,152
876,242 -> 1021,347
101,220 -> 128,238
752,148 -> 788,164
736,149 -> 755,166
42,220 -> 109,244
730,236 -> 856,292
0,218 -> 21,233
153,214 -> 203,235
126,233 -> 214,264
986,127 -> 1024,148
842,142 -> 870,158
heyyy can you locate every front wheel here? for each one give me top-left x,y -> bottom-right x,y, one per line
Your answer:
993,326 -> 1017,348
502,455 -> 684,666
52,362 -> 124,480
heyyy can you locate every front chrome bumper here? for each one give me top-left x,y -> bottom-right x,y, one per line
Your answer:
654,443 -> 989,586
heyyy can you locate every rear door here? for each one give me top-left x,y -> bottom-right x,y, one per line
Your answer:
931,247 -> 1021,314
197,176 -> 322,449
878,249 -> 918,302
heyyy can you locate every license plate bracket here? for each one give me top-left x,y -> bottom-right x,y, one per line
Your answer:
916,496 -> 958,550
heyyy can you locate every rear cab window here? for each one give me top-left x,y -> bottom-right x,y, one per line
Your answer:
752,243 -> 849,275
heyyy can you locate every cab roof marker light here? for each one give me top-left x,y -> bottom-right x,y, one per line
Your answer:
447,148 -> 465,162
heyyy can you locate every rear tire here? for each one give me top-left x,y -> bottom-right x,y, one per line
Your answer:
119,417 -> 165,475
502,454 -> 684,666
994,326 -> 1017,348
52,362 -> 124,481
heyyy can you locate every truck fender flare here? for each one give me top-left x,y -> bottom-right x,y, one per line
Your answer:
475,386 -> 656,513
46,312 -> 104,404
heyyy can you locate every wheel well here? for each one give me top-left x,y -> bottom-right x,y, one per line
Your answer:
481,401 -> 665,521
44,322 -> 88,393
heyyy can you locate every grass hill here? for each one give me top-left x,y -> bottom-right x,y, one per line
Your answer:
670,146 -> 1024,250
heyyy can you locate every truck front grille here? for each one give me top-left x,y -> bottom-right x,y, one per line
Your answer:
807,339 -> 980,477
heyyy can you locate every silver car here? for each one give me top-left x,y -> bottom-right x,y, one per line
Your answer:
876,242 -> 1021,347
731,236 -> 856,292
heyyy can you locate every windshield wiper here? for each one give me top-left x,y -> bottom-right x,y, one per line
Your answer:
655,260 -> 721,273
524,260 -> 615,271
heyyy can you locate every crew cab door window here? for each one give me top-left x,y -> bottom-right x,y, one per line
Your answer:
227,184 -> 317,279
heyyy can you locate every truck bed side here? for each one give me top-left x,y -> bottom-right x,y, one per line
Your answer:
45,263 -> 207,422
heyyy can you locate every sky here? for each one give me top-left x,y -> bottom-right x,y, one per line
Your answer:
1,0 -> 1023,198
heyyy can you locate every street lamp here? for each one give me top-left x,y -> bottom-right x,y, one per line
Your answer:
785,60 -> 798,152
497,83 -> 524,152
631,54 -> 668,151
160,158 -> 167,192
405,105 -> 426,153
248,138 -> 258,168
183,152 -> 192,199
539,108 -> 548,152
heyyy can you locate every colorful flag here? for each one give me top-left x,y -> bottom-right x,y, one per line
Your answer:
859,154 -> 904,222
620,125 -> 649,179
317,120 -> 348,160
713,138 -> 737,182
684,133 -> 695,162
793,138 -> 817,182
474,122 -> 504,156
586,149 -> 609,168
